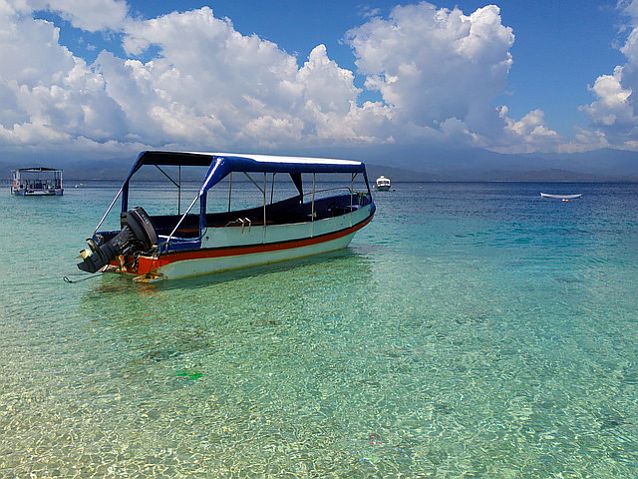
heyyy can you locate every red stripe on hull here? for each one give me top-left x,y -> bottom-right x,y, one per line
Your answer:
135,214 -> 373,275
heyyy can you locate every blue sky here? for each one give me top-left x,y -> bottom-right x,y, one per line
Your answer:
4,0 -> 638,169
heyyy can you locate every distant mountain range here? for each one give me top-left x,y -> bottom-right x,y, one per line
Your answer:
358,146 -> 638,182
1,147 -> 636,182
360,146 -> 638,182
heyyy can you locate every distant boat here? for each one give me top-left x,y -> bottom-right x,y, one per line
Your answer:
540,193 -> 582,200
375,176 -> 391,191
10,167 -> 63,196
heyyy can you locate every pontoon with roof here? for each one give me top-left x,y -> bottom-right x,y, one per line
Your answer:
77,151 -> 375,281
11,168 -> 63,196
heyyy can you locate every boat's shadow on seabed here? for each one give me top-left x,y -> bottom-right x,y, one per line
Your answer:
75,248 -> 379,378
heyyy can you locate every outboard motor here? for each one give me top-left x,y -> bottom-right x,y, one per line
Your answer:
77,207 -> 158,273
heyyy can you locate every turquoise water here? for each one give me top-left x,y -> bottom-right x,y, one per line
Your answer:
1,182 -> 637,478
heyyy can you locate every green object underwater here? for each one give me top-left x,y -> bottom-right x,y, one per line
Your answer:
176,369 -> 204,380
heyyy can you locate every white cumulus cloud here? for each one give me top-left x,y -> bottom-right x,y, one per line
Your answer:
45,0 -> 127,31
0,1 -> 127,153
347,4 -> 513,135
0,0 -> 565,160
583,66 -> 633,127
581,0 -> 638,150
493,106 -> 560,153
112,7 -> 390,148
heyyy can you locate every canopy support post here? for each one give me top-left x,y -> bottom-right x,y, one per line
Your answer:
243,172 -> 264,194
163,192 -> 200,251
263,173 -> 267,242
93,183 -> 126,235
351,173 -> 354,211
270,173 -> 275,204
311,173 -> 315,237
363,171 -> 372,199
177,165 -> 181,215
227,172 -> 233,212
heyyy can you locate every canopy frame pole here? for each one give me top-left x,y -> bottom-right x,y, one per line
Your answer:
154,164 -> 180,188
363,171 -> 372,199
311,173 -> 316,237
227,172 -> 233,212
93,184 -> 126,235
263,173 -> 267,228
177,165 -> 181,215
270,173 -> 275,204
243,172 -> 264,194
163,192 -> 200,250
351,173 -> 354,212
153,163 -> 182,215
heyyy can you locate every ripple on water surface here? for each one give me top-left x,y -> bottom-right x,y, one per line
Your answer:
0,183 -> 637,477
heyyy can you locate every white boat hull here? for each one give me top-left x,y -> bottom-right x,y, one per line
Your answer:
12,189 -> 63,196
131,204 -> 374,281
540,193 -> 581,199
148,229 -> 357,280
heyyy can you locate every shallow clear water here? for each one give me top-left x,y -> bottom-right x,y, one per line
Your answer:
0,182 -> 637,478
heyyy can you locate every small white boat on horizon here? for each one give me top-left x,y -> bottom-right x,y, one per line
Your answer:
375,176 -> 391,191
540,193 -> 582,200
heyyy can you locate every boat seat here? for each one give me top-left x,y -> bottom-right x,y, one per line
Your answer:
159,239 -> 201,252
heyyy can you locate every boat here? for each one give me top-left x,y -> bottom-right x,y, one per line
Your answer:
540,193 -> 582,199
10,167 -> 63,196
76,151 -> 376,281
375,176 -> 391,191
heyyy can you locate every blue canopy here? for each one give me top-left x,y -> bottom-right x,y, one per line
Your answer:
121,151 -> 369,211
130,150 -> 367,194
134,151 -> 364,170
201,154 -> 366,194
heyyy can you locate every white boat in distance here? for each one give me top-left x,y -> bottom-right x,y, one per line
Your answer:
375,176 -> 391,191
540,193 -> 582,199
77,151 -> 376,281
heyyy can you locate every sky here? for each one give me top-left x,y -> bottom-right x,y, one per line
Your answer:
2,0 -> 638,170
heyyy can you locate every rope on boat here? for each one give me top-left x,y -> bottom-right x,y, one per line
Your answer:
63,273 -> 102,284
